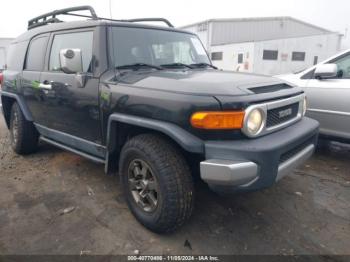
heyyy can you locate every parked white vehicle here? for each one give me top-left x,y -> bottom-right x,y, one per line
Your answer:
277,49 -> 350,142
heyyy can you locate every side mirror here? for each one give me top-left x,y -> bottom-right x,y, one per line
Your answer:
59,48 -> 83,74
314,63 -> 338,79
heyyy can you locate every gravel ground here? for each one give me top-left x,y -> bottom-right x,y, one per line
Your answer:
0,116 -> 349,255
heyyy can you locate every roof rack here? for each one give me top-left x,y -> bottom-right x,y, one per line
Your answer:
27,5 -> 174,30
28,6 -> 98,30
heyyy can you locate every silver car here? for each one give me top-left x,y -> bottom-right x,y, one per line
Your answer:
277,50 -> 350,142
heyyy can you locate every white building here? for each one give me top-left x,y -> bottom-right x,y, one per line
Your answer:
0,38 -> 14,70
181,17 -> 342,75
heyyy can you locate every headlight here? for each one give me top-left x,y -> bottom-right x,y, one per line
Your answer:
302,97 -> 307,116
246,108 -> 264,135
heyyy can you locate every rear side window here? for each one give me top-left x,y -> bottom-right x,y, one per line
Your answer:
6,41 -> 28,71
25,36 -> 49,71
49,31 -> 93,72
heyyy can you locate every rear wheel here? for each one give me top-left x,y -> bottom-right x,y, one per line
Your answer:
9,102 -> 39,154
119,134 -> 194,233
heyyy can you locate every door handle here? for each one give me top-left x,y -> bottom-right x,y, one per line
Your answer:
39,81 -> 52,90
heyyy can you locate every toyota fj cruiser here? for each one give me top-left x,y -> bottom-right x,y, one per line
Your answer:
1,6 -> 319,233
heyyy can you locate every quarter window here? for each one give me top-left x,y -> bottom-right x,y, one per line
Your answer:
292,52 -> 306,61
6,41 -> 28,71
211,52 -> 223,61
49,31 -> 93,72
263,50 -> 278,60
25,36 -> 48,71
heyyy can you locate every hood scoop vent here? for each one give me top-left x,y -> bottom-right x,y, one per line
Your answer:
249,84 -> 293,94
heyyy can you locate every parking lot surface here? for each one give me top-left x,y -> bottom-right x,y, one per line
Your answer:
0,117 -> 349,255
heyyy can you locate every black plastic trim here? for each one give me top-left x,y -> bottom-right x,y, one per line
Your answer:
107,113 -> 204,154
0,91 -> 33,121
35,123 -> 106,158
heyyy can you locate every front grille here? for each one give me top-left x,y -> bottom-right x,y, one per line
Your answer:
266,102 -> 299,128
279,139 -> 312,164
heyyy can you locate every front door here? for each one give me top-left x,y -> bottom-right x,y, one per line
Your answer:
38,29 -> 102,148
305,53 -> 350,139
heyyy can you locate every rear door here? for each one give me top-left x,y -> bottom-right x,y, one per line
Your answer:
38,28 -> 102,147
22,34 -> 50,122
305,52 -> 350,139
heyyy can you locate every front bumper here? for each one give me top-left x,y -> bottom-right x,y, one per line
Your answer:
200,117 -> 319,194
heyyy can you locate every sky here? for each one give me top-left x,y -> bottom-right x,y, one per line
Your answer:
1,0 -> 350,48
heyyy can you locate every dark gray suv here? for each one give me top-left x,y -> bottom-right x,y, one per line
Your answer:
0,6 -> 319,233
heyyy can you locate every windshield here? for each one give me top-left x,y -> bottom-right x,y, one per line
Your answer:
111,27 -> 210,68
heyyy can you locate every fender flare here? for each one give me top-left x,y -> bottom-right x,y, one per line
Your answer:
106,113 -> 204,154
0,91 -> 34,121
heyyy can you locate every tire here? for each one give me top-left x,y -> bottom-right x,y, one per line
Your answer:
9,102 -> 39,155
119,134 -> 194,233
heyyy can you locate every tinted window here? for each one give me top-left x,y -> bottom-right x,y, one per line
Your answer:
111,27 -> 209,67
211,52 -> 223,61
329,53 -> 350,79
49,31 -> 93,72
25,36 -> 48,71
238,53 -> 243,63
292,52 -> 305,61
6,41 -> 28,71
301,69 -> 315,79
263,50 -> 278,60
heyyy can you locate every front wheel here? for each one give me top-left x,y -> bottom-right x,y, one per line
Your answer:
119,134 -> 194,233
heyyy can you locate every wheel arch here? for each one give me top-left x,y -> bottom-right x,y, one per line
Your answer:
104,113 -> 204,173
1,91 -> 33,129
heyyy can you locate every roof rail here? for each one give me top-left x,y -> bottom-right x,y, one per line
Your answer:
125,18 -> 174,28
27,6 -> 174,30
28,5 -> 98,30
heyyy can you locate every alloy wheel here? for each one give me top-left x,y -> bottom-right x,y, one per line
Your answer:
127,159 -> 159,213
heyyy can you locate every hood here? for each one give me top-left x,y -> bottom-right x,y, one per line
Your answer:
116,69 -> 293,96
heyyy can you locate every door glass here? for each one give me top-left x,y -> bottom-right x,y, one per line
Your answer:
49,31 -> 93,72
330,54 -> 350,78
25,36 -> 48,71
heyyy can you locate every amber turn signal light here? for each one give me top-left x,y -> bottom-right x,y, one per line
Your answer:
191,111 -> 245,130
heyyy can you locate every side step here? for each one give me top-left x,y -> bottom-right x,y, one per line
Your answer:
40,136 -> 106,164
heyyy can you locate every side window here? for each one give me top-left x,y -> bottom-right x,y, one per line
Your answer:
6,41 -> 28,71
25,36 -> 48,71
49,31 -> 93,72
329,54 -> 350,79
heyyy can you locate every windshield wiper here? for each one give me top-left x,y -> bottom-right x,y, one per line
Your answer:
190,63 -> 218,69
160,63 -> 194,69
116,63 -> 163,70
